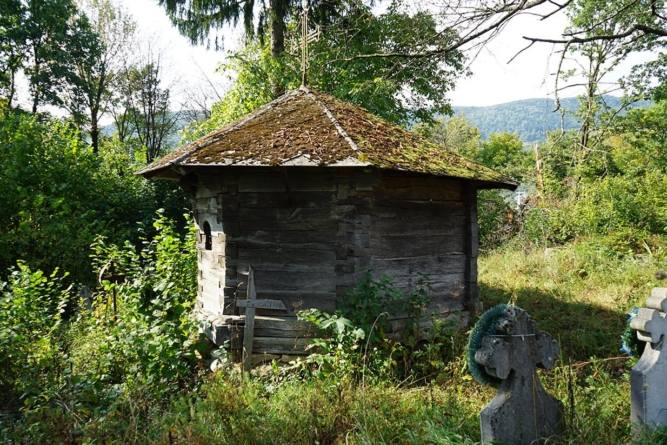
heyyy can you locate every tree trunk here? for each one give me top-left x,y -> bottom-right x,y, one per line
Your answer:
269,0 -> 286,97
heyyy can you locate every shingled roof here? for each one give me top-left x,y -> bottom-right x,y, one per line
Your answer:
136,86 -> 517,190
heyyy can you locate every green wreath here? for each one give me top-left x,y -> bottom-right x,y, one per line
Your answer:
467,304 -> 511,387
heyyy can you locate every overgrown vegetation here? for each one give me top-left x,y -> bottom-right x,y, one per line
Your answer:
3,0 -> 667,442
4,234 -> 665,443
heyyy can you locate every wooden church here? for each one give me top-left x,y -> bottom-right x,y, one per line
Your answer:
137,85 -> 517,362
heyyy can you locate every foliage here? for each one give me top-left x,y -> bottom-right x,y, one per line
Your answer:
88,212 -> 199,395
0,263 -> 69,410
0,214 -> 200,442
520,98 -> 667,247
184,0 -> 466,139
0,0 -> 102,112
0,110 -> 104,284
0,109 -> 190,285
114,56 -> 181,163
297,271 -> 456,382
69,0 -> 138,152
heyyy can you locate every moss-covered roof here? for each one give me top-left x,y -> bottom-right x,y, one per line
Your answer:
136,86 -> 517,190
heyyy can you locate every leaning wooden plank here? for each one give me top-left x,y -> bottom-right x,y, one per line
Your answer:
242,267 -> 257,373
254,316 -> 321,338
252,337 -> 312,355
236,299 -> 287,310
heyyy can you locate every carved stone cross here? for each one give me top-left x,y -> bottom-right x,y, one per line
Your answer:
630,287 -> 667,430
475,306 -> 564,445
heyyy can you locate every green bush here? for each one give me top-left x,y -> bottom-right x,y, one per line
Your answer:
0,214 -> 201,443
0,263 -> 69,410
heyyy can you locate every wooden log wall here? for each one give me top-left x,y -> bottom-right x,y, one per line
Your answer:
191,166 -> 478,354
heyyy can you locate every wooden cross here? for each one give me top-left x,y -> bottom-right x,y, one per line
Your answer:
299,0 -> 320,86
236,267 -> 287,372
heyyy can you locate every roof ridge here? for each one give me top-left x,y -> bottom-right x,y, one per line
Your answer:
301,86 -> 360,153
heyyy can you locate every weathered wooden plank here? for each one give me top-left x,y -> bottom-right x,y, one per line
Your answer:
386,310 -> 468,341
198,290 -> 223,312
197,175 -> 224,191
373,185 -> 461,202
369,234 -> 464,257
252,337 -> 311,355
365,204 -> 465,219
250,270 -> 337,293
236,192 -> 335,208
253,316 -> 321,338
370,254 -> 465,274
386,297 -> 465,320
238,170 -> 337,192
379,174 -> 461,191
242,268 -> 257,372
241,230 -> 339,244
198,249 -> 219,265
372,199 -> 465,212
237,234 -> 367,251
236,299 -> 287,310
199,268 -> 224,286
241,219 -> 338,232
235,207 -> 335,222
238,249 -> 336,266
370,216 -> 465,236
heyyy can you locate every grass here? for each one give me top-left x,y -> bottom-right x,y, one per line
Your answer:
155,237 -> 666,445
4,236 -> 667,444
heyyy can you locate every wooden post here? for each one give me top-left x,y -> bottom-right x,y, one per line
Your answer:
236,267 -> 287,372
241,267 -> 257,372
533,142 -> 544,197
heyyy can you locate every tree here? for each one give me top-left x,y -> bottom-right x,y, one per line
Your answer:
413,115 -> 481,159
68,0 -> 137,153
112,49 -> 181,163
23,0 -> 102,113
0,0 -> 24,107
0,0 -> 103,113
184,0 -> 467,140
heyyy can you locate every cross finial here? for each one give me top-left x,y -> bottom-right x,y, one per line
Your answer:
300,0 -> 320,86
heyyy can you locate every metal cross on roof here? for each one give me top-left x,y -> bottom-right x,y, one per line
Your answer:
300,0 -> 320,86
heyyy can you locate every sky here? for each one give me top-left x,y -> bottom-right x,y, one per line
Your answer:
120,0 -> 642,108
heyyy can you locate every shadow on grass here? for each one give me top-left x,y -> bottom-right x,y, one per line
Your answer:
478,282 -> 630,363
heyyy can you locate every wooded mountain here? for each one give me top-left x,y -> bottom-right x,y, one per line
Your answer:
452,96 -> 651,142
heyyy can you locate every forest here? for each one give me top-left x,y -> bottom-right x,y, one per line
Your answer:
2,0 -> 667,443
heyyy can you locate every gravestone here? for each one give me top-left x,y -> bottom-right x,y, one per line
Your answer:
630,287 -> 667,430
471,305 -> 564,445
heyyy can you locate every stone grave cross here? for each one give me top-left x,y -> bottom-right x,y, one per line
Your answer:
630,287 -> 667,430
475,306 -> 564,445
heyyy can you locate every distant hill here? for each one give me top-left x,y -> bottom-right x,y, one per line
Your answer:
452,96 -> 651,143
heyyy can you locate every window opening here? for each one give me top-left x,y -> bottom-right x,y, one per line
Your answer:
203,221 -> 212,250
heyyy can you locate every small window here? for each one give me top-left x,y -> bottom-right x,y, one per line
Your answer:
203,221 -> 212,250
